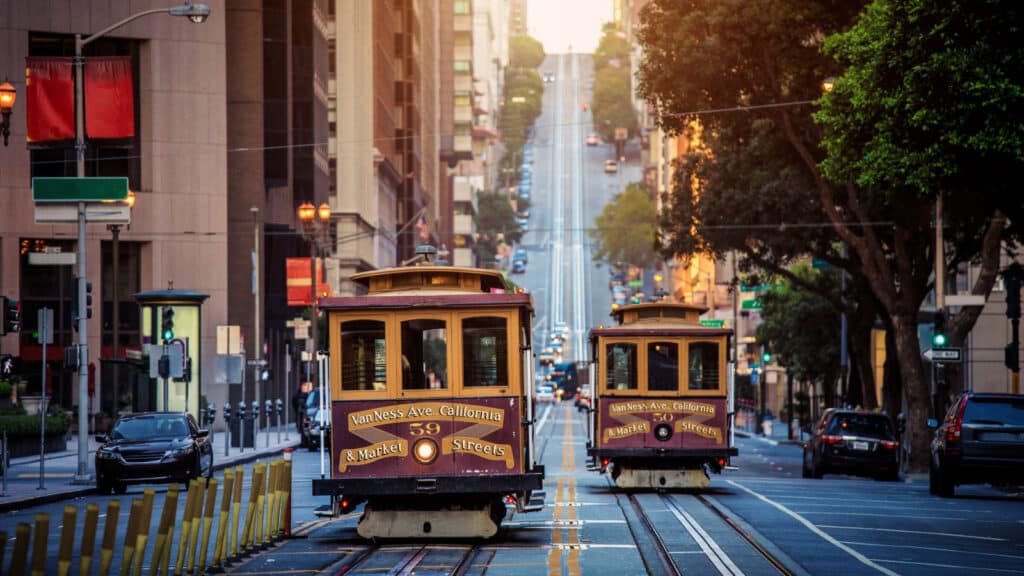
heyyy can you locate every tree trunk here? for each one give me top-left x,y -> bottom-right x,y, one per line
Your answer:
883,328 -> 902,424
849,319 -> 878,409
891,314 -> 931,472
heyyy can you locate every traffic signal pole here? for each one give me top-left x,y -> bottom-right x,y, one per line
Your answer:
73,33 -> 91,483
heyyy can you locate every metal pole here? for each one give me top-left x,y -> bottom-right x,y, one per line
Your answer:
162,343 -> 169,411
935,193 -> 945,312
252,207 -> 261,445
39,309 -> 48,490
110,224 -> 120,419
2,430 -> 8,496
840,243 -> 848,405
73,33 -> 91,483
240,359 -> 246,455
284,345 -> 291,441
786,371 -> 794,441
309,236 -> 318,409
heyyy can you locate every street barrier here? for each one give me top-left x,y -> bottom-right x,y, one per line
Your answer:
81,503 -> 100,576
1,455 -> 294,576
30,512 -> 49,576
58,505 -> 77,576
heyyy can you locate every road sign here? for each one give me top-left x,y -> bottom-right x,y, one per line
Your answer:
627,280 -> 644,288
32,177 -> 129,202
700,319 -> 726,328
149,346 -> 184,378
28,251 -> 77,265
34,204 -> 131,224
285,318 -> 311,328
924,347 -> 962,363
741,298 -> 763,310
36,308 -> 54,344
293,326 -> 309,340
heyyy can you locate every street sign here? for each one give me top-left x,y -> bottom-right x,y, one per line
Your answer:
924,347 -> 962,363
285,318 -> 311,328
700,319 -> 726,328
741,298 -> 763,310
217,325 -> 242,355
149,346 -> 184,378
36,308 -> 54,344
627,280 -> 644,288
294,326 -> 309,340
35,204 -> 131,224
32,177 -> 129,202
28,251 -> 77,265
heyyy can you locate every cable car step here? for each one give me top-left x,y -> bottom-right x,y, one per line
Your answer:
523,489 -> 546,512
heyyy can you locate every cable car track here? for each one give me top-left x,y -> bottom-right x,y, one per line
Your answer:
335,543 -> 481,576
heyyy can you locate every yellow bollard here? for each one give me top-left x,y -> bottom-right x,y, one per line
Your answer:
274,460 -> 285,539
133,488 -> 156,576
57,505 -> 77,576
230,466 -> 244,558
98,500 -> 122,576
30,513 -> 50,576
283,460 -> 292,536
174,480 -> 200,576
149,484 -> 179,576
197,478 -> 219,574
213,469 -> 234,568
255,462 -> 267,547
158,486 -> 180,576
10,523 -> 31,576
267,461 -> 279,541
119,499 -> 143,576
240,464 -> 261,552
186,479 -> 207,574
81,503 -> 100,576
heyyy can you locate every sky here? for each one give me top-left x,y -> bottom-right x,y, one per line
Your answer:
527,0 -> 613,55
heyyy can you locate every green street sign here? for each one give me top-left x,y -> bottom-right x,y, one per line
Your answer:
741,298 -> 762,310
627,280 -> 644,288
32,177 -> 129,203
812,257 -> 833,270
700,319 -> 725,328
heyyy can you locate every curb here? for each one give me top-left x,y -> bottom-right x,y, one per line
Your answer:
0,442 -> 299,513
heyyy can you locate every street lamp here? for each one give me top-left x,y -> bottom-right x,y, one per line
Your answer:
297,202 -> 331,400
0,78 -> 16,146
70,1 -> 211,484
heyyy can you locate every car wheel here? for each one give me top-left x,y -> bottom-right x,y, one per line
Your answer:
97,478 -> 113,495
811,451 -> 825,479
801,451 -> 812,479
113,482 -> 127,495
204,453 -> 214,479
930,459 -> 954,498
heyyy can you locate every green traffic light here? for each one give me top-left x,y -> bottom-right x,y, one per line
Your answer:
933,333 -> 947,347
762,352 -> 772,363
163,329 -> 174,341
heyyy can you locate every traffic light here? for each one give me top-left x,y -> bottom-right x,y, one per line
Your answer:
762,349 -> 772,363
70,278 -> 93,329
933,311 -> 947,347
1006,272 -> 1021,320
1,297 -> 20,335
157,354 -> 170,379
161,306 -> 175,342
1005,342 -> 1019,372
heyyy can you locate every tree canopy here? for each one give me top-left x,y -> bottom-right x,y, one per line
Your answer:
589,183 -> 660,269
509,34 -> 546,69
591,26 -> 638,142
475,190 -> 523,263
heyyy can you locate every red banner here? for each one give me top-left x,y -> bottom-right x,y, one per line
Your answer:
287,258 -> 332,306
25,57 -> 75,142
85,56 -> 135,139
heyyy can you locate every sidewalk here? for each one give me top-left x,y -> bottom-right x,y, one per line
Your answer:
734,419 -> 806,446
0,424 -> 301,512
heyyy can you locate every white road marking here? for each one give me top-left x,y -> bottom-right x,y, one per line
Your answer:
816,524 -> 1006,542
728,480 -> 900,576
664,497 -> 744,576
795,510 -> 968,521
876,559 -> 1024,573
840,541 -> 1024,561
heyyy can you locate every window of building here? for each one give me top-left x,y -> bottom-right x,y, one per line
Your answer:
647,342 -> 679,392
454,0 -> 471,14
341,320 -> 387,391
688,342 -> 720,390
454,60 -> 471,73
462,316 -> 507,387
606,342 -> 637,391
401,318 -> 448,390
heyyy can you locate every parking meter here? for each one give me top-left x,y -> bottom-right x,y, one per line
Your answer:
224,402 -> 232,421
264,399 -> 272,421
251,400 -> 260,421
275,398 -> 283,416
206,402 -> 217,425
237,401 -> 247,421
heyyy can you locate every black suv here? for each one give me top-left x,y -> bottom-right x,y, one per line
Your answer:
929,392 -> 1024,497
802,409 -> 899,481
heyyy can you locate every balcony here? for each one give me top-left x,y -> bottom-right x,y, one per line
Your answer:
454,214 -> 474,236
455,105 -> 473,124
453,177 -> 473,203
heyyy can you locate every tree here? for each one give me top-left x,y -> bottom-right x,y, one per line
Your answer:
593,25 -> 630,71
509,34 -> 545,69
592,66 -> 639,142
756,265 -> 841,408
475,190 -> 523,263
590,183 -> 659,269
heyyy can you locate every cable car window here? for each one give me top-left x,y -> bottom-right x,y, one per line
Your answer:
401,318 -> 448,390
340,319 -> 387,391
606,343 -> 638,390
647,342 -> 679,392
462,316 -> 508,387
688,342 -> 720,390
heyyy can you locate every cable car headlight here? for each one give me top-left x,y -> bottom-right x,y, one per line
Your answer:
654,423 -> 673,442
412,438 -> 439,464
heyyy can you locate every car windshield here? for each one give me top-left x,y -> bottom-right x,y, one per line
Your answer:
964,397 -> 1024,426
111,415 -> 190,440
826,414 -> 894,439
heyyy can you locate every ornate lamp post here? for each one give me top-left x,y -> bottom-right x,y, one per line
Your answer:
0,78 -> 16,146
297,202 -> 331,396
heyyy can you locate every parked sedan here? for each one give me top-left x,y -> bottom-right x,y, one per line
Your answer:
511,259 -> 527,274
929,392 -> 1024,497
603,159 -> 619,173
586,134 -> 600,146
95,412 -> 213,494
535,385 -> 555,403
802,409 -> 899,481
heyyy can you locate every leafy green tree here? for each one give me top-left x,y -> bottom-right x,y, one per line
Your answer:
756,265 -> 841,408
590,183 -> 659,269
475,190 -> 523,263
593,25 -> 630,71
509,34 -> 546,69
592,66 -> 638,142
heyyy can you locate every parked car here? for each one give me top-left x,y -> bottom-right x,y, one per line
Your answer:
586,134 -> 600,146
543,71 -> 555,83
604,160 -> 619,173
575,384 -> 592,412
95,412 -> 213,494
516,217 -> 529,231
929,392 -> 1024,497
302,387 -> 328,448
514,248 -> 528,264
554,321 -> 569,336
511,259 -> 526,274
516,209 -> 531,219
305,407 -> 330,450
535,385 -> 555,403
802,409 -> 899,481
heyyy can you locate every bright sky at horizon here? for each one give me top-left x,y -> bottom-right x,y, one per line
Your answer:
527,0 -> 613,55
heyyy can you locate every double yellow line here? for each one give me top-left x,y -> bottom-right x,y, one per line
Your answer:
547,402 -> 581,575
